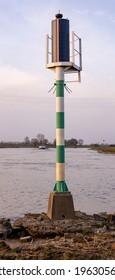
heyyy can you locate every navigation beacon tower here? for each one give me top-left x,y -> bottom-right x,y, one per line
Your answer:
46,12 -> 82,219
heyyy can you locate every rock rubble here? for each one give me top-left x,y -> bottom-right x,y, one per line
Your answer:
0,211 -> 115,259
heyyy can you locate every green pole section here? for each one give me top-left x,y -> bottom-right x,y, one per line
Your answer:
53,77 -> 69,192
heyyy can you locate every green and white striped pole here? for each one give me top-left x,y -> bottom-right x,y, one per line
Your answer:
53,66 -> 69,192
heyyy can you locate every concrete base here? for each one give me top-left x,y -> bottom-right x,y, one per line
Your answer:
47,191 -> 75,220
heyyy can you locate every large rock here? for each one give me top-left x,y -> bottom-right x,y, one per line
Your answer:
0,219 -> 12,239
12,211 -> 110,238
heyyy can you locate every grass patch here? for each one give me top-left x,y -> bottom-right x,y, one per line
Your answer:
91,146 -> 115,154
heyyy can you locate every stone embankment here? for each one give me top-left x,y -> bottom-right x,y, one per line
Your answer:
0,211 -> 115,259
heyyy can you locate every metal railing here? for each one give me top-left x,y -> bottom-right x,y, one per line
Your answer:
72,31 -> 82,71
46,35 -> 52,64
46,32 -> 82,82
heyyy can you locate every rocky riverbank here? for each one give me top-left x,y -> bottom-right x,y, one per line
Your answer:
0,211 -> 115,259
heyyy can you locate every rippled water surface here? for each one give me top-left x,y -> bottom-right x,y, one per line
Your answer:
0,148 -> 114,219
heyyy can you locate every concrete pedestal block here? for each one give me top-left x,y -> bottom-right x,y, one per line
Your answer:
47,191 -> 75,220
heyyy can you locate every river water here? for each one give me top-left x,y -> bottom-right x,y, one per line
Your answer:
0,148 -> 114,220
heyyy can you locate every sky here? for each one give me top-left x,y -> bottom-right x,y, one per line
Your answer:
0,0 -> 115,144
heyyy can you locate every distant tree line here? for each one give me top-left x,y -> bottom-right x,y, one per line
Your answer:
0,133 -> 84,148
24,134 -> 83,148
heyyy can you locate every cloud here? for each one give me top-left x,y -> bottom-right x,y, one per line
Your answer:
73,9 -> 89,16
95,10 -> 106,17
0,66 -> 39,89
0,65 -> 53,106
94,9 -> 115,24
0,65 -> 51,102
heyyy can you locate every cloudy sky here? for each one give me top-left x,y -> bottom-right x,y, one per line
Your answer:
0,0 -> 115,144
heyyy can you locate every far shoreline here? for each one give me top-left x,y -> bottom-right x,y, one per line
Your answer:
0,143 -> 115,154
90,146 -> 115,154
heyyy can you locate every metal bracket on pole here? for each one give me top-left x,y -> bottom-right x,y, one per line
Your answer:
48,83 -> 56,94
48,83 -> 72,94
64,84 -> 72,94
